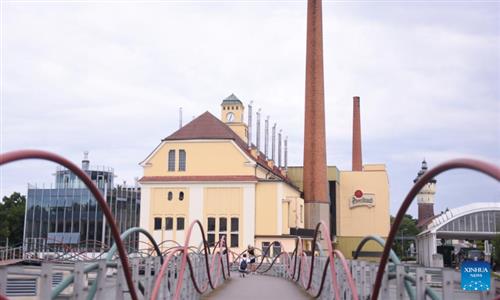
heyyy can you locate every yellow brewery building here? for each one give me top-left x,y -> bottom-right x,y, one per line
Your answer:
139,95 -> 304,254
139,94 -> 390,257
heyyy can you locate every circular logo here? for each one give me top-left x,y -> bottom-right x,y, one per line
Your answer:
354,190 -> 363,198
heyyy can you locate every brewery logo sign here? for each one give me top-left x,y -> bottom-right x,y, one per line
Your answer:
461,260 -> 490,291
350,190 -> 375,208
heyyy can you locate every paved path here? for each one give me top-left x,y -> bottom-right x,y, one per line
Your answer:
203,272 -> 313,300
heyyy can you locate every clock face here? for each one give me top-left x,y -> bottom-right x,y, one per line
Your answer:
227,112 -> 235,122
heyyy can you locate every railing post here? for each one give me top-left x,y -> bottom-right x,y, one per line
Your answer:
442,269 -> 454,300
415,267 -> 426,300
132,258 -> 139,296
39,262 -> 53,299
73,261 -> 86,300
115,260 -> 125,300
396,264 -> 405,300
94,260 -> 108,299
360,260 -> 367,299
144,257 -> 152,299
380,264 -> 389,300
0,266 -> 7,296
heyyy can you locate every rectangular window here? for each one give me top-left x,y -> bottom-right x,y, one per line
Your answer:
230,234 -> 238,248
219,217 -> 227,232
168,150 -> 175,172
177,217 -> 185,230
154,218 -> 162,230
219,217 -> 227,246
207,217 -> 216,247
165,217 -> 173,230
207,233 -> 215,246
230,217 -> 239,248
272,244 -> 282,257
208,217 -> 216,231
179,150 -> 186,171
262,242 -> 270,257
231,217 -> 239,231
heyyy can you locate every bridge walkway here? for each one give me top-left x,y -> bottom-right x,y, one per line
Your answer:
203,271 -> 312,300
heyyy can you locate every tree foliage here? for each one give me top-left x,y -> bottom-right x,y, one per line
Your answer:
0,192 -> 26,246
390,214 -> 420,259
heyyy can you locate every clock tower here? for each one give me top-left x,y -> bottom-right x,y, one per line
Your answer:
221,94 -> 248,143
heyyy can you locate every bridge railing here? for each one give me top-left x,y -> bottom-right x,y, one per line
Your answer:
0,246 -> 23,261
0,254 -> 225,300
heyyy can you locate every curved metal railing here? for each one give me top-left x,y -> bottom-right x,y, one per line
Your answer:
0,150 -> 139,300
371,159 -> 499,300
2,150 -> 498,300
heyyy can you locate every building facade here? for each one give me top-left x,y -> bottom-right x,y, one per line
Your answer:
139,94 -> 390,258
139,95 -> 305,255
24,153 -> 141,253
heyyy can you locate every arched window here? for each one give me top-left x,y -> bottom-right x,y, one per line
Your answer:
168,191 -> 173,201
179,191 -> 184,201
179,150 -> 186,171
168,150 -> 175,171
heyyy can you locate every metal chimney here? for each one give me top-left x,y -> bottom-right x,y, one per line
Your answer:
284,136 -> 288,170
352,96 -> 363,171
179,107 -> 183,129
272,123 -> 276,161
264,116 -> 269,157
248,101 -> 253,148
278,129 -> 282,167
256,109 -> 261,151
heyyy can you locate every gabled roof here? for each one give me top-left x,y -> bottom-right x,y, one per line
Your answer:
155,111 -> 295,187
163,111 -> 244,142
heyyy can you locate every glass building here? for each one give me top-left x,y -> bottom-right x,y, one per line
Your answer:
23,152 -> 140,253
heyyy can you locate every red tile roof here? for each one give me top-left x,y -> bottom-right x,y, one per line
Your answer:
139,175 -> 258,182
163,111 -> 243,142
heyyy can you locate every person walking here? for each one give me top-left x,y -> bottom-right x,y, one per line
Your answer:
247,244 -> 256,274
239,253 -> 249,277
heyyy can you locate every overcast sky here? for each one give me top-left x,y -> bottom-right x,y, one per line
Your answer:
1,0 -> 498,217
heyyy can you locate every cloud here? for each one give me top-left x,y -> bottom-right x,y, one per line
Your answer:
1,2 -> 498,216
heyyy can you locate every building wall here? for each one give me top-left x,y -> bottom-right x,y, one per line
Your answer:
335,236 -> 385,261
143,140 -> 254,177
139,182 -> 256,254
204,187 -> 243,249
255,182 -> 278,236
149,187 -> 189,246
337,164 -> 390,239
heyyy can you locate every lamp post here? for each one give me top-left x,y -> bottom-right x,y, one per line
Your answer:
401,229 -> 406,259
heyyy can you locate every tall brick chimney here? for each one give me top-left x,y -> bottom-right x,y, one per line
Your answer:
352,96 -> 362,171
303,0 -> 330,230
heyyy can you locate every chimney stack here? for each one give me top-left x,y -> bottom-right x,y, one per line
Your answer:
272,123 -> 276,161
265,116 -> 270,157
352,96 -> 363,171
179,107 -> 183,129
302,0 -> 329,230
284,136 -> 288,170
278,129 -> 282,167
256,109 -> 261,151
248,101 -> 253,148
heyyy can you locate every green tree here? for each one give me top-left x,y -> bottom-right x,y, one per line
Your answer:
0,192 -> 26,246
390,214 -> 420,259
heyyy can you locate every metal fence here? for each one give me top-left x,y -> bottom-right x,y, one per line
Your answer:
263,256 -> 499,300
0,253 -> 227,300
